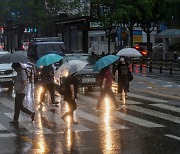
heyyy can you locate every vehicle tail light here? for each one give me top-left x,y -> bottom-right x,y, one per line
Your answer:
141,50 -> 147,56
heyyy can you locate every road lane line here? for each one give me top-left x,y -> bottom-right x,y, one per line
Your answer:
76,109 -> 128,130
150,104 -> 180,113
115,111 -> 164,128
165,134 -> 180,141
125,105 -> 180,124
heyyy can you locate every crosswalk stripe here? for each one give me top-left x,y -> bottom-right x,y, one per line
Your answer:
78,93 -> 142,105
76,109 -> 128,129
125,105 -> 180,124
115,111 -> 164,128
165,134 -> 180,141
90,91 -> 168,103
4,113 -> 53,134
150,104 -> 180,113
0,133 -> 16,137
41,110 -> 91,132
0,123 -> 8,130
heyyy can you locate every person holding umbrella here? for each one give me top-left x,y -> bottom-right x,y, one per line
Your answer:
93,55 -> 121,111
116,57 -> 130,99
9,63 -> 35,125
56,60 -> 88,124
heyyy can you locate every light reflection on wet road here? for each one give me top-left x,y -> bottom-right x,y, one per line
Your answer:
0,72 -> 180,153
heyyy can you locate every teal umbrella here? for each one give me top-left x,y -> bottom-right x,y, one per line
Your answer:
93,55 -> 119,71
36,53 -> 63,68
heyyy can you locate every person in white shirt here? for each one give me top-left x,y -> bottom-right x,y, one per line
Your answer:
9,63 -> 35,125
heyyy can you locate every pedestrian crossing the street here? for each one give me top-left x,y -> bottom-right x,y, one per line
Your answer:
0,91 -> 179,141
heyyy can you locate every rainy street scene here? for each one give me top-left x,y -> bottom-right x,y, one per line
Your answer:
0,0 -> 180,154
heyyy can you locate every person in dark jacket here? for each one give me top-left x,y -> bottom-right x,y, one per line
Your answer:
117,57 -> 130,99
39,65 -> 59,105
61,72 -> 78,124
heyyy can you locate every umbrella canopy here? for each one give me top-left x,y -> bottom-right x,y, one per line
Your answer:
35,53 -> 63,68
55,60 -> 88,78
0,52 -> 30,64
93,55 -> 119,72
116,48 -> 142,57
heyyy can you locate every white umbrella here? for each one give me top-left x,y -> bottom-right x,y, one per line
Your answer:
55,60 -> 88,78
116,48 -> 142,57
0,52 -> 30,63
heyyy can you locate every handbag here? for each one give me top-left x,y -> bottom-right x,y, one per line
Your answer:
128,71 -> 133,82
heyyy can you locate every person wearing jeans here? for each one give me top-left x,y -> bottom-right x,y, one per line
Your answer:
9,63 -> 35,125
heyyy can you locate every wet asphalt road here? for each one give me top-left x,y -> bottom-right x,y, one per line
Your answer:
0,70 -> 180,154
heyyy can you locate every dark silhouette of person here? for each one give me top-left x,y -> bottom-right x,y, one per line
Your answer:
117,57 -> 130,99
39,65 -> 59,105
61,72 -> 78,124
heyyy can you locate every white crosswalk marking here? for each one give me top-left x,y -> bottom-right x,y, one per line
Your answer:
41,110 -> 91,132
4,113 -> 53,134
0,133 -> 16,138
125,105 -> 180,124
76,109 -> 128,129
78,93 -> 142,105
0,123 -> 8,130
90,91 -> 168,103
0,89 -> 179,137
150,104 -> 180,113
165,134 -> 180,141
115,111 -> 164,128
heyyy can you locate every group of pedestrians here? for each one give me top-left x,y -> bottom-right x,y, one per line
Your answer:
96,57 -> 132,110
9,56 -> 132,126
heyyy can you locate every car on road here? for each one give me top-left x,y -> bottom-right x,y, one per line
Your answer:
27,41 -> 66,62
62,53 -> 99,90
0,51 -> 17,92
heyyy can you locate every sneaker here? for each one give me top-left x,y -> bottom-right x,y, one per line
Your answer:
9,121 -> 19,125
31,112 -> 35,122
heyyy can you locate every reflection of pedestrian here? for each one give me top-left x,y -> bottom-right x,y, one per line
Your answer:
96,66 -> 120,111
39,65 -> 58,105
61,73 -> 78,124
117,57 -> 130,99
9,63 -> 35,125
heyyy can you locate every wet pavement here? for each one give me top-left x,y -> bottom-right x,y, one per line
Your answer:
0,72 -> 180,154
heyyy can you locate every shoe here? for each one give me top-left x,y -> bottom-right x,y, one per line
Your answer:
72,120 -> 78,124
52,101 -> 59,105
9,121 -> 19,125
31,112 -> 35,122
95,107 -> 100,111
